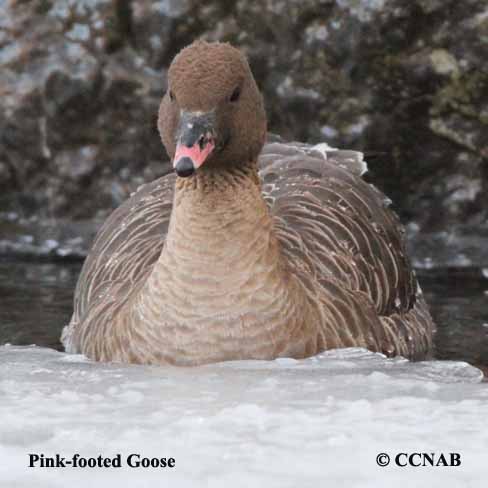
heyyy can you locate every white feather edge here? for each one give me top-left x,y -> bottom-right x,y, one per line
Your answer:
311,143 -> 368,177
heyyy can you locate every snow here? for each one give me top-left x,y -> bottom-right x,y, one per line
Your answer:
1,345 -> 487,487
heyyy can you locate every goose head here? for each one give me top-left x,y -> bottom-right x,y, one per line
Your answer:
158,41 -> 267,177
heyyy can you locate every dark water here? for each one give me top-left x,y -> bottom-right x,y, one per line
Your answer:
0,258 -> 80,351
0,258 -> 487,373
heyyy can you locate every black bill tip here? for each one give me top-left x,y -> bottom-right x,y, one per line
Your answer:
175,157 -> 195,178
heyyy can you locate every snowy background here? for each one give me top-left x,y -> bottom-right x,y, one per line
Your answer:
1,345 -> 487,487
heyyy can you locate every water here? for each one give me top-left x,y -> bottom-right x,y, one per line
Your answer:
0,258 -> 487,374
0,258 -> 79,351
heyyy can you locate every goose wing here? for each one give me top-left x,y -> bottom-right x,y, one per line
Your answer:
70,174 -> 176,328
259,141 -> 415,318
259,141 -> 434,359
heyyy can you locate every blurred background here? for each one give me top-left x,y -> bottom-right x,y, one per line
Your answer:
0,0 -> 487,369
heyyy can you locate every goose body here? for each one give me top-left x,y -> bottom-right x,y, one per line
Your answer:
62,42 -> 434,365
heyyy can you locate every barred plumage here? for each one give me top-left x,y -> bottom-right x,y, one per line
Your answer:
62,140 -> 434,364
61,41 -> 434,365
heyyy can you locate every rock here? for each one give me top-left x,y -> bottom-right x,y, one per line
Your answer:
0,0 -> 487,266
0,0 -> 169,224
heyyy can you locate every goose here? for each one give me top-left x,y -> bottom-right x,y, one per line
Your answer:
62,41 -> 435,366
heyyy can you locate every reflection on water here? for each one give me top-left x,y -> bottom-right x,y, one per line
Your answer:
0,259 -> 79,350
419,268 -> 488,375
0,258 -> 487,372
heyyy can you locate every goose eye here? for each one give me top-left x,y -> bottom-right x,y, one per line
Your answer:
229,86 -> 240,102
169,90 -> 175,102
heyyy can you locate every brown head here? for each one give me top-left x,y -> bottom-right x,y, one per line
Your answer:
158,41 -> 267,178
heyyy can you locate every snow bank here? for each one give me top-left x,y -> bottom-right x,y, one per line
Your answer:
1,345 -> 486,487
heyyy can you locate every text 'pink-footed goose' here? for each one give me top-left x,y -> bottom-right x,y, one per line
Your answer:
62,41 -> 435,366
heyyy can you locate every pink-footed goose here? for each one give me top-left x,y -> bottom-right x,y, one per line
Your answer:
62,41 -> 435,365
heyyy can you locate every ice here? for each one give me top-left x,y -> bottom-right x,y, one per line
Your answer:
1,345 -> 487,487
